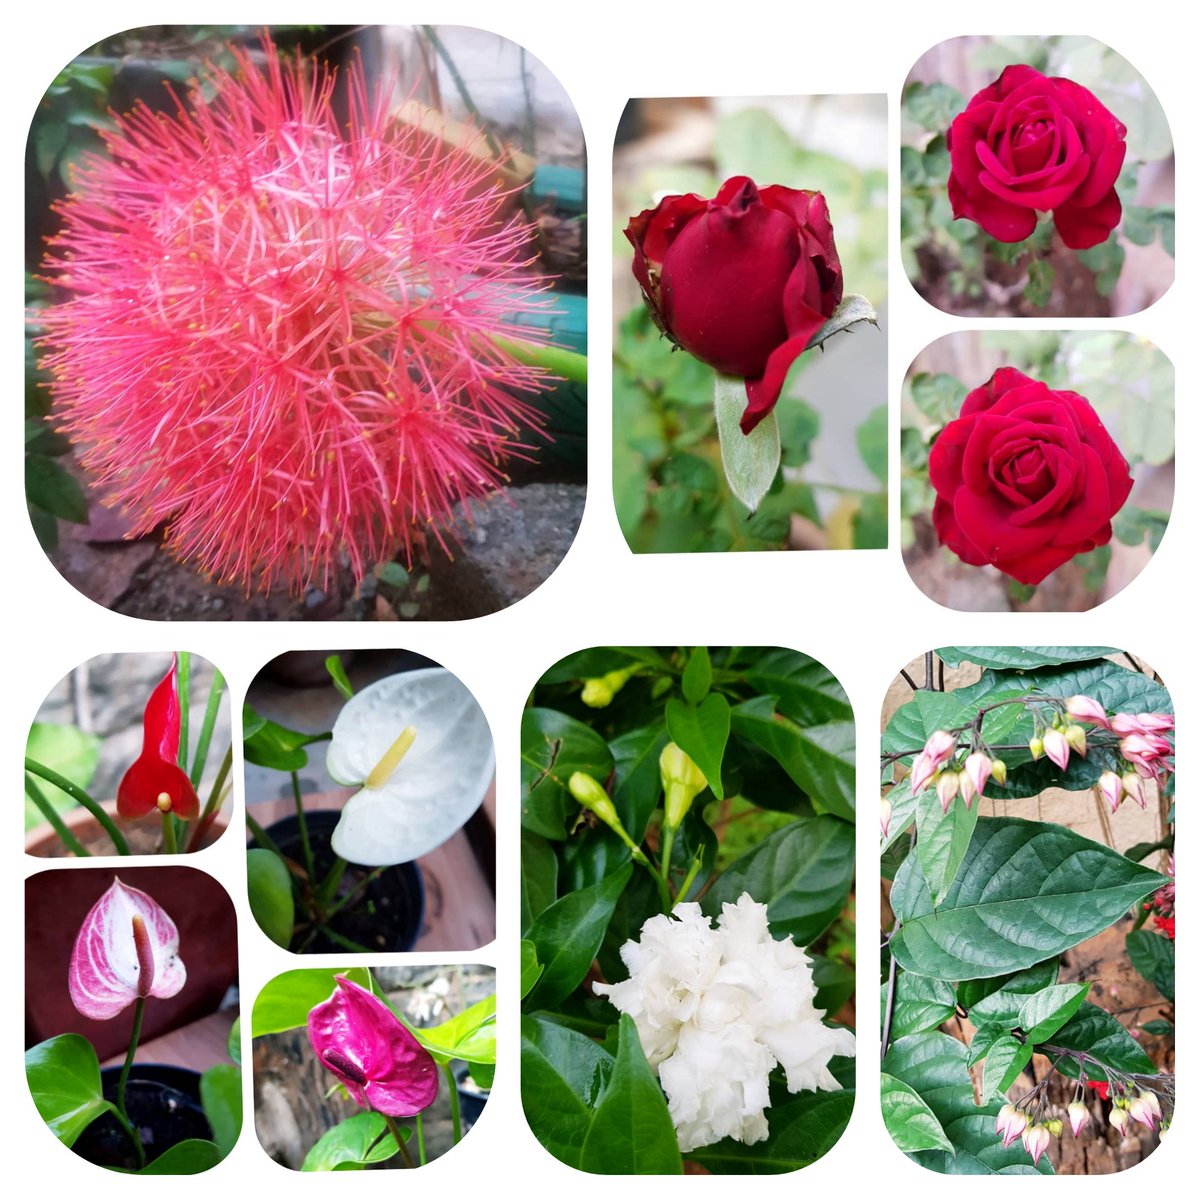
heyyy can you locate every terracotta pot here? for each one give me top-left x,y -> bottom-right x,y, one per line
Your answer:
24,798 -> 231,857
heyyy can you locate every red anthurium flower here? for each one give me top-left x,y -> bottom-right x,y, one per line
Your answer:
117,655 -> 199,820
69,878 -> 187,1020
308,976 -> 438,1117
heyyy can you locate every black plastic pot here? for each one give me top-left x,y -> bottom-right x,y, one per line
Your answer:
73,1064 -> 212,1169
258,810 -> 424,952
454,1065 -> 490,1131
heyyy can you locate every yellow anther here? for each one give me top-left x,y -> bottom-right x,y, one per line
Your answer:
366,725 -> 418,789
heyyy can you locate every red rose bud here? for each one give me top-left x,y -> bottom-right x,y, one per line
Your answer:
626,176 -> 842,433
116,655 -> 199,821
929,367 -> 1133,586
947,64 -> 1127,250
1066,695 -> 1110,727
307,976 -> 438,1117
1042,728 -> 1071,771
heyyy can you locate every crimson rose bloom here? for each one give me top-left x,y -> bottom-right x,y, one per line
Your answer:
626,176 -> 842,433
929,366 -> 1133,585
947,65 -> 1127,250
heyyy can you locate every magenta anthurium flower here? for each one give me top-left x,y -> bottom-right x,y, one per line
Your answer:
308,976 -> 438,1117
69,879 -> 187,1020
116,655 -> 200,820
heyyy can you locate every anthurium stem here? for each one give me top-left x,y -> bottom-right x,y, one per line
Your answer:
415,1112 -> 427,1165
323,866 -> 386,922
444,1062 -> 462,1144
245,813 -> 283,857
187,744 -> 233,852
25,776 -> 90,856
291,772 -> 316,883
315,855 -> 349,912
24,758 -> 130,855
118,998 -> 146,1169
176,652 -> 190,771
381,1113 -> 415,1168
189,669 -> 225,787
161,812 -> 178,854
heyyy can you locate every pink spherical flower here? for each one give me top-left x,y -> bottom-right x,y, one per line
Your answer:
36,38 -> 552,593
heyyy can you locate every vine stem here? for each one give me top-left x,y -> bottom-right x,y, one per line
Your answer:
117,998 -> 146,1169
880,938 -> 899,1064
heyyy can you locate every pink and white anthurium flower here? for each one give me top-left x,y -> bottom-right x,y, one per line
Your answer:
68,878 -> 186,1020
325,668 -> 494,867
308,976 -> 438,1117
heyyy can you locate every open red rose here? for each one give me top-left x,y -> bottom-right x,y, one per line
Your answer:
626,176 -> 842,433
929,366 -> 1133,585
947,65 -> 1127,250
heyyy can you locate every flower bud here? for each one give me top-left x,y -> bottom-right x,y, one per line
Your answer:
581,667 -> 636,708
1022,1121 -> 1051,1164
1121,770 -> 1147,809
660,742 -> 708,829
1097,770 -> 1123,814
1043,728 -> 1070,770
1141,1090 -> 1162,1120
996,1103 -> 1028,1148
880,798 -> 893,839
964,751 -> 991,801
1066,695 -> 1110,727
990,757 -> 1008,785
1029,735 -> 1044,760
1046,1118 -> 1063,1138
910,751 -> 935,795
1109,1105 -> 1129,1133
1068,1100 -> 1090,1137
1064,723 -> 1088,757
937,769 -> 960,815
569,771 -> 621,830
1128,1093 -> 1158,1131
924,729 -> 957,764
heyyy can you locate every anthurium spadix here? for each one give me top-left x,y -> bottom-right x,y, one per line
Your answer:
68,879 -> 186,1020
326,668 -> 494,866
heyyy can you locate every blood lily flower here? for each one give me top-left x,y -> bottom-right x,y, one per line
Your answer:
116,655 -> 199,820
308,976 -> 438,1117
68,879 -> 186,1020
326,668 -> 494,866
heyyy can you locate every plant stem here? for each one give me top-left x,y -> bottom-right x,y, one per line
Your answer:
673,855 -> 704,908
659,824 -> 677,890
491,333 -> 588,385
176,651 -> 190,771
421,24 -> 503,160
187,744 -> 233,851
381,1113 -> 415,1168
444,1062 -> 462,1144
189,668 -> 225,787
414,1112 -> 427,1165
246,813 -> 284,856
316,925 -> 376,954
315,856 -> 349,912
117,998 -> 146,1169
24,758 -> 130,855
291,772 -> 316,883
24,777 -> 90,856
161,812 -> 178,854
881,936 -> 899,1063
323,866 -> 386,921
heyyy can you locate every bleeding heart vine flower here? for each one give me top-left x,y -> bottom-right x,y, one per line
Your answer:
308,976 -> 438,1117
68,878 -> 186,1020
326,668 -> 493,866
116,654 -> 199,821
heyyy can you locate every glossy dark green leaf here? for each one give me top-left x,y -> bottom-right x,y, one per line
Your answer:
247,848 -> 294,949
520,831 -> 559,933
732,697 -> 854,819
251,967 -> 375,1036
880,775 -> 918,854
596,868 -> 659,983
885,971 -> 956,1039
881,1074 -> 952,1152
958,960 -> 1060,1025
227,1017 -> 241,1066
1047,1003 -> 1155,1078
891,818 -> 1167,979
241,705 -> 330,772
1126,930 -> 1175,1001
1019,982 -> 1091,1044
25,1033 -> 115,1147
199,1063 -> 241,1157
324,655 -> 354,699
579,1014 -> 682,1174
702,815 -> 854,945
915,790 -> 978,907
135,1139 -> 222,1174
1141,1019 -> 1173,1036
681,647 -> 712,704
26,454 -> 88,522
611,723 -> 670,844
981,1037 -> 1032,1098
521,708 -> 614,840
883,1032 -> 1052,1174
301,1113 -> 400,1170
880,692 -> 966,761
690,1083 -> 853,1173
936,647 -> 1117,670
525,865 -> 632,1009
812,956 -> 856,1018
521,940 -> 543,1000
665,693 -> 729,801
743,648 -> 852,724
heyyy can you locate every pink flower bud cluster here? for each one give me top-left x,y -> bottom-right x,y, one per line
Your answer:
909,731 -> 1005,815
1064,696 -> 1174,812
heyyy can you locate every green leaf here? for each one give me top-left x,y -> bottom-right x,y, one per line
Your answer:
227,1017 -> 241,1066
324,655 -> 353,699
521,708 -> 614,839
715,375 -> 779,514
247,849 -> 294,949
883,1032 -> 1052,1174
681,646 -> 712,704
880,775 -> 918,854
742,648 -> 853,724
611,723 -> 670,844
418,995 -> 496,1064
520,940 -> 544,999
26,454 -> 88,522
936,647 -> 1117,670
812,956 -> 856,1017
915,789 -> 978,907
689,1084 -> 853,1173
958,960 -> 1060,1025
136,1139 -> 222,1174
1049,1003 -> 1155,1078
1023,258 -> 1054,307
857,405 -> 888,484
702,815 -> 854,945
885,971 -> 956,1039
880,691 -> 966,760
909,372 -> 967,427
904,81 -> 965,132
732,697 -> 854,818
579,1014 -> 682,1174
1142,1019 -> 1173,1036
199,1063 -> 241,1158
981,1037 -> 1032,1098
520,1015 -> 613,1168
520,831 -> 559,933
525,865 -> 632,1009
881,1074 -> 952,1152
664,693 -> 729,801
890,817 -> 1166,979
806,293 -> 877,350
1019,983 -> 1091,1044
251,967 -> 375,1036
1126,930 -> 1175,1001
301,1113 -> 401,1170
24,722 -> 101,829
242,705 -> 330,772
25,1034 -> 115,1147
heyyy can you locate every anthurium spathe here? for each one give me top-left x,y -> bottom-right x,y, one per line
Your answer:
68,879 -> 186,1020
308,976 -> 438,1117
325,668 -> 493,866
116,655 -> 200,820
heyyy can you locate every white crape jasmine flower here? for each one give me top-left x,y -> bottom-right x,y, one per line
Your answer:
594,892 -> 855,1152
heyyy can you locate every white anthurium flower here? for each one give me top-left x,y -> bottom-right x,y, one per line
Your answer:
326,668 -> 494,866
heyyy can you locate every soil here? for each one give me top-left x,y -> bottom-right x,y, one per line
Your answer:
258,811 -> 424,953
29,808 -> 228,857
73,1066 -> 211,1169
